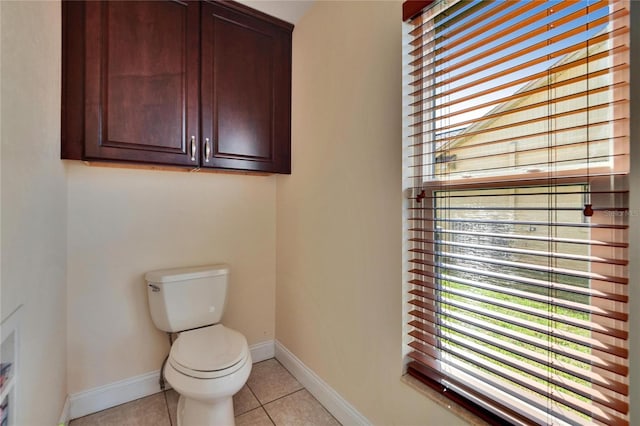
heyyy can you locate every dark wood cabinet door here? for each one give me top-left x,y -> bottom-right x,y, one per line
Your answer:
201,2 -> 292,173
83,1 -> 200,166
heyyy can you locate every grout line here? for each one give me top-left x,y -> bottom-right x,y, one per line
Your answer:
244,362 -> 304,426
260,387 -> 305,407
245,383 -> 260,405
241,407 -> 276,425
262,405 -> 277,426
262,388 -> 342,426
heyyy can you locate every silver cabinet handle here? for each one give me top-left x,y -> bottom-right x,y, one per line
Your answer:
190,136 -> 197,161
205,138 -> 211,163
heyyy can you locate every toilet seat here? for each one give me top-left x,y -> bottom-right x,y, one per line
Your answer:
169,324 -> 249,379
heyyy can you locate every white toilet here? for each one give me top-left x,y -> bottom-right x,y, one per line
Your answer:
145,264 -> 252,426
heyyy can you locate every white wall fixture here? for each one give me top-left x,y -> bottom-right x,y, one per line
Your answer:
0,306 -> 23,426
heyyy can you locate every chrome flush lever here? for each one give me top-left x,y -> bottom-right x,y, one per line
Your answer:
148,284 -> 160,292
190,136 -> 197,161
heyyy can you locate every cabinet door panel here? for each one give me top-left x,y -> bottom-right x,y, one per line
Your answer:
201,2 -> 291,173
215,17 -> 272,159
84,1 -> 199,166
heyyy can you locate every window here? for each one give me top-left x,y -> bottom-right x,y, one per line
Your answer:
403,1 -> 630,425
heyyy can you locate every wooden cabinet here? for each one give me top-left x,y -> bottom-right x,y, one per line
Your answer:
62,0 -> 293,174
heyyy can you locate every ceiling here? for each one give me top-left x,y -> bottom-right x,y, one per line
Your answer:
236,0 -> 314,24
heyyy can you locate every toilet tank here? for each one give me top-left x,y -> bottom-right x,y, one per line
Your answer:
145,264 -> 229,333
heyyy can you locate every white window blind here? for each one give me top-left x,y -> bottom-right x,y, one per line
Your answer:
403,1 -> 630,425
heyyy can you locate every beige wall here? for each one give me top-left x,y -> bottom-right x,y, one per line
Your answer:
0,1 -> 68,424
66,165 -> 276,393
276,2 -> 464,424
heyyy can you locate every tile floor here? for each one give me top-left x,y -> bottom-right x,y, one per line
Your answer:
70,358 -> 341,426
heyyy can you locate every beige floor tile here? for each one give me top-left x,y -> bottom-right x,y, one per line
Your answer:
70,392 -> 171,426
247,359 -> 303,404
233,385 -> 261,416
235,407 -> 275,426
165,389 -> 179,426
264,389 -> 340,426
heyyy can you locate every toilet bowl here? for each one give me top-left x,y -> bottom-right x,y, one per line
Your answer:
165,325 -> 252,426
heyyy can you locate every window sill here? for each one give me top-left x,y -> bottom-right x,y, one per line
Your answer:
400,374 -> 492,426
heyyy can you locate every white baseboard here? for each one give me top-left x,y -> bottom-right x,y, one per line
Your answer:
249,340 -> 275,363
274,340 -> 371,426
58,395 -> 70,426
69,370 -> 163,420
69,340 -> 275,420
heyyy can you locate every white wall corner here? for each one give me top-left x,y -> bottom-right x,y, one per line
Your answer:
68,340 -> 275,420
57,395 -> 70,426
274,340 -> 371,426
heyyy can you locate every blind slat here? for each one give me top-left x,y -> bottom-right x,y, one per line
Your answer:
406,357 -> 552,426
410,259 -> 629,301
408,312 -> 629,381
409,98 -> 628,139
408,295 -> 628,359
409,286 -> 627,339
407,117 -> 627,151
409,250 -> 628,284
409,1 -> 510,47
408,216 -> 628,230
409,138 -> 627,172
407,321 -> 616,390
409,32 -> 629,101
446,278 -> 626,320
409,227 -> 629,249
408,327 -> 628,413
410,19 -> 629,96
432,2 -> 586,66
409,270 -> 627,320
409,236 -> 627,266
408,346 -> 628,423
410,65 -> 624,124
407,358 -> 628,426
408,0 -> 579,76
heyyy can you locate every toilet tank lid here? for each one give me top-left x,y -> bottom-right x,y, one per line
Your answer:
145,264 -> 229,283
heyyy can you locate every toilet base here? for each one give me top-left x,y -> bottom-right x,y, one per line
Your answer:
177,394 -> 235,426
